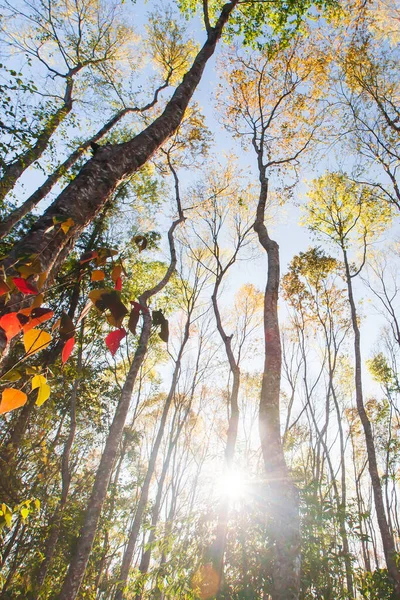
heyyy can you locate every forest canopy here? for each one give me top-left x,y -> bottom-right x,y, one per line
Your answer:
0,0 -> 400,599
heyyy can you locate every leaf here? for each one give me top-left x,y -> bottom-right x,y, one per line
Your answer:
91,269 -> 105,282
79,250 -> 98,264
12,277 -> 39,295
62,337 -> 75,364
88,287 -> 112,312
0,312 -> 23,341
0,388 -> 28,414
0,279 -> 10,295
159,319 -> 169,343
60,218 -> 74,234
22,307 -> 54,333
133,235 -> 147,253
20,507 -> 29,520
101,291 -> 128,326
59,312 -> 75,340
32,375 -> 50,407
128,304 -> 141,335
1,370 -> 22,382
32,293 -> 44,308
152,309 -> 166,327
76,301 -> 92,324
105,328 -> 126,356
114,276 -> 122,291
23,329 -> 52,356
111,265 -> 122,282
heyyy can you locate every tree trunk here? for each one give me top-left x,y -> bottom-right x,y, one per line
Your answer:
254,174 -> 300,600
343,249 -> 400,598
1,1 -> 237,288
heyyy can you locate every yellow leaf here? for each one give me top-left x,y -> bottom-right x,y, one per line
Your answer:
32,374 -> 50,407
60,218 -> 74,234
21,507 -> 29,520
23,329 -> 52,356
37,272 -> 48,291
91,269 -> 105,282
0,388 -> 28,414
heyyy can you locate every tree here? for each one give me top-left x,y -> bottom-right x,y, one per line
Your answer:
303,171 -> 400,597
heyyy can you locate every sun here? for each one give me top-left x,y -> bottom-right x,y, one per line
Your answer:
215,467 -> 248,502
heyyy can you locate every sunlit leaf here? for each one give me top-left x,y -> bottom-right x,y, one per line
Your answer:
60,218 -> 74,234
111,265 -> 122,282
21,507 -> 29,520
0,370 -> 22,382
22,308 -> 54,333
114,276 -> 122,291
0,388 -> 28,414
23,329 -> 52,356
32,375 -> 50,407
12,277 -> 39,295
91,270 -> 105,282
62,337 -> 75,364
105,328 -> 126,356
0,312 -> 23,341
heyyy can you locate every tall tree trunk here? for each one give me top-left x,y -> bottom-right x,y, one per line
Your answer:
1,1 -> 237,294
114,310 -> 192,600
254,172 -> 300,600
0,77 -> 75,204
56,212 -> 183,600
342,248 -> 400,598
209,279 -> 240,594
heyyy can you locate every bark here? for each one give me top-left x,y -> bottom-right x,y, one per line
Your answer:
343,248 -> 400,598
56,210 -> 184,600
1,1 -> 238,286
253,172 -> 300,600
0,77 -> 75,204
114,309 -> 192,600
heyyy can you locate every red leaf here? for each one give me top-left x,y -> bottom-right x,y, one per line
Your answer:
62,337 -> 75,364
12,277 -> 39,295
105,328 -> 126,356
114,276 -> 122,291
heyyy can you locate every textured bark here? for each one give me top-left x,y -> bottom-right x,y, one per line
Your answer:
0,78 -> 74,204
56,213 -> 183,600
1,1 -> 237,284
343,249 -> 400,598
254,174 -> 300,600
114,312 -> 192,600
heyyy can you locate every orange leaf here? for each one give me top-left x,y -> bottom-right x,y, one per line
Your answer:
22,308 -> 54,333
0,388 -> 28,414
91,270 -> 105,282
0,313 -> 22,341
111,265 -> 122,282
62,337 -> 75,364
